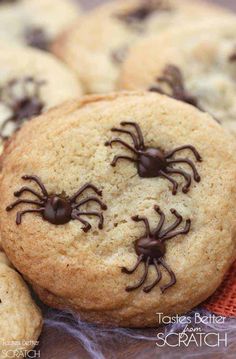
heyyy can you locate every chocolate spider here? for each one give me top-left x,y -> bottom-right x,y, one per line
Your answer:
24,27 -> 50,51
115,0 -> 171,25
0,77 -> 45,139
105,121 -> 202,195
122,205 -> 191,293
149,65 -> 201,110
6,175 -> 107,232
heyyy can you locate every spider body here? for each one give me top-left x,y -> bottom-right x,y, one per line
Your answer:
137,147 -> 167,177
43,195 -> 73,225
122,206 -> 191,293
134,234 -> 166,262
6,175 -> 107,231
105,121 -> 202,194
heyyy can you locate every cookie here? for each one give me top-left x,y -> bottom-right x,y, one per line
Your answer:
0,0 -> 80,51
52,0 -> 232,93
1,92 -> 236,327
119,18 -> 236,135
0,41 -> 82,142
0,251 -> 42,358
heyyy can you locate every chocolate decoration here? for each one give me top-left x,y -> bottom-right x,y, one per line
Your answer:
24,27 -> 50,51
229,50 -> 236,62
122,205 -> 191,293
6,175 -> 107,231
0,77 -> 45,139
149,65 -> 202,109
115,0 -> 171,25
105,121 -> 202,195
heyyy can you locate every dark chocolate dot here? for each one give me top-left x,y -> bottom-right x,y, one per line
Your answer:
24,27 -> 50,51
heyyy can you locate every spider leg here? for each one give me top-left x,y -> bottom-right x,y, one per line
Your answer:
153,205 -> 165,234
71,212 -> 92,232
73,196 -> 107,210
167,158 -> 201,182
164,65 -> 183,84
161,219 -> 191,240
70,183 -> 103,202
121,254 -> 144,274
131,215 -> 151,236
6,199 -> 43,211
159,258 -> 176,293
14,186 -> 45,201
165,168 -> 191,194
111,155 -> 137,167
16,208 -> 44,225
159,170 -> 178,195
165,145 -> 202,162
159,209 -> 182,239
22,175 -> 48,197
111,128 -> 139,149
125,257 -> 150,292
149,85 -> 165,94
105,138 -> 138,154
143,259 -> 162,293
120,122 -> 145,149
75,211 -> 104,229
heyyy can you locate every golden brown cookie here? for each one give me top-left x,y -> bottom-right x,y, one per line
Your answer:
119,18 -> 236,135
0,92 -> 236,327
52,0 -> 233,93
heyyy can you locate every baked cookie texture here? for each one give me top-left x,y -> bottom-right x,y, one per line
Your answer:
0,251 -> 42,359
52,0 -> 233,94
119,19 -> 236,135
0,0 -> 80,51
1,92 -> 236,327
0,41 -> 82,143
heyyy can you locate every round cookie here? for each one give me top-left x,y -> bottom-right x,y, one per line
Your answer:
1,92 -> 236,327
0,41 -> 82,143
0,251 -> 42,358
52,0 -> 233,93
0,0 -> 80,51
119,19 -> 236,135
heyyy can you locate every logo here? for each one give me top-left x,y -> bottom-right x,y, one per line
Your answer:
0,341 -> 40,358
156,313 -> 228,348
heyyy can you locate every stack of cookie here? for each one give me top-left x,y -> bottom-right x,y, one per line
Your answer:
0,0 -> 236,356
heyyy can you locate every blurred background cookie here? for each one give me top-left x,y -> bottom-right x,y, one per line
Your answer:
1,92 -> 236,327
52,0 -> 233,93
0,42 -> 82,143
119,18 -> 236,135
0,251 -> 42,358
0,0 -> 81,51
